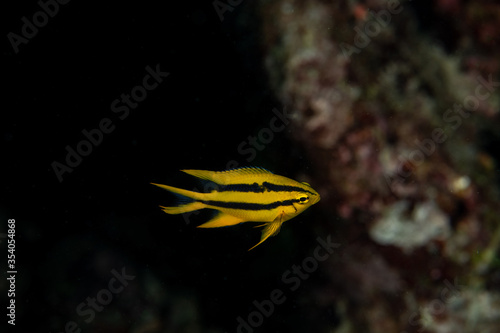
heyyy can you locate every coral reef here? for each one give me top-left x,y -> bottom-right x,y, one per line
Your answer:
258,0 -> 500,331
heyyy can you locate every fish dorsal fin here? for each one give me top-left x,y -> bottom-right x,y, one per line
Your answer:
182,167 -> 273,185
223,167 -> 273,176
181,169 -> 217,182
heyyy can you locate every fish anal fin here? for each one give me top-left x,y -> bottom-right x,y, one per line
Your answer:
248,221 -> 283,251
197,213 -> 244,228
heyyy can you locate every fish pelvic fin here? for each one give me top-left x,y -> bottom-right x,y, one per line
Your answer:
197,213 -> 245,228
151,183 -> 205,214
248,220 -> 283,251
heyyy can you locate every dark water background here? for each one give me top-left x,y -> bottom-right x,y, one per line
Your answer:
2,2 -> 329,332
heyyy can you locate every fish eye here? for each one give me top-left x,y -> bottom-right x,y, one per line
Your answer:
298,196 -> 309,204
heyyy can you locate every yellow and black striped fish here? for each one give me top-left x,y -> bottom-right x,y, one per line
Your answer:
152,167 -> 320,250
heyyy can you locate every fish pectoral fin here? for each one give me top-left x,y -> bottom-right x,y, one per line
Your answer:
248,221 -> 283,251
197,213 -> 244,228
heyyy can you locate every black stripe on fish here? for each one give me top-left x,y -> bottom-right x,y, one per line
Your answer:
201,199 -> 301,211
217,183 -> 265,193
261,182 -> 316,195
216,182 -> 315,195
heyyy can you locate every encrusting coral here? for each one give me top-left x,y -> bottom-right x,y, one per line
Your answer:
257,0 -> 500,331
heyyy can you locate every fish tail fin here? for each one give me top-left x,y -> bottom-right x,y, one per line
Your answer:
151,183 -> 205,214
159,202 -> 205,214
248,221 -> 282,251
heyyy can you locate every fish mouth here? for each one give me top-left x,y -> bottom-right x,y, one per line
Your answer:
312,193 -> 321,204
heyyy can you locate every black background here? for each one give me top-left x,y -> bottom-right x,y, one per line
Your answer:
2,1 -> 328,332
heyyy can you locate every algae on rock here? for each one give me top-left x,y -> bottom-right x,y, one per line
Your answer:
257,0 -> 500,331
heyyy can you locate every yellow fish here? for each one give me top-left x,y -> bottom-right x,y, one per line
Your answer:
152,167 -> 320,250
